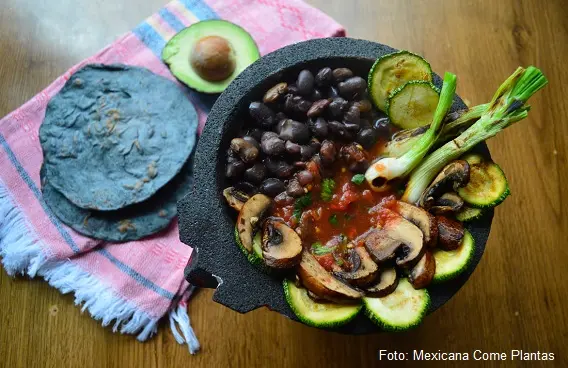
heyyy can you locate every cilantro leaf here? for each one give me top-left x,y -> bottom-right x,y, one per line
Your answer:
311,242 -> 333,256
329,214 -> 339,227
320,178 -> 336,202
351,174 -> 366,185
293,193 -> 312,219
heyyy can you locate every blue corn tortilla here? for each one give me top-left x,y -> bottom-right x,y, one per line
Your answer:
39,64 -> 197,211
40,159 -> 193,242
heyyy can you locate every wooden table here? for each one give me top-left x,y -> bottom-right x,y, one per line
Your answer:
1,0 -> 566,366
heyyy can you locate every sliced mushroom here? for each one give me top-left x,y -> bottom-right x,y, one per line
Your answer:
365,267 -> 399,297
223,187 -> 250,211
394,201 -> 438,248
420,160 -> 470,209
331,246 -> 379,288
297,251 -> 363,303
295,210 -> 315,243
430,192 -> 465,215
236,194 -> 272,253
436,216 -> 465,251
364,209 -> 425,268
261,218 -> 302,269
409,251 -> 436,289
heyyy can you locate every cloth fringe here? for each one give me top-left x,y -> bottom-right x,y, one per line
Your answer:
0,183 -> 199,351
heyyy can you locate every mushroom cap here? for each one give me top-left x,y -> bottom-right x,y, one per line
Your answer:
395,201 -> 438,248
236,194 -> 272,253
436,216 -> 465,251
223,187 -> 250,211
420,160 -> 470,209
261,218 -> 302,269
365,267 -> 399,297
332,246 -> 379,288
297,251 -> 364,303
409,250 -> 436,289
364,209 -> 425,268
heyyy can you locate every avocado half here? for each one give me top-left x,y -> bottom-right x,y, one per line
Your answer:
162,20 -> 260,94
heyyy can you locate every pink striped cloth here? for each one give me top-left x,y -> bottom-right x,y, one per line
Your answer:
0,0 -> 344,354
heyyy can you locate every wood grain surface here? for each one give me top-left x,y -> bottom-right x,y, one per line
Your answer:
1,0 -> 567,367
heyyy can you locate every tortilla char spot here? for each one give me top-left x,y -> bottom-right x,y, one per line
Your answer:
118,220 -> 136,233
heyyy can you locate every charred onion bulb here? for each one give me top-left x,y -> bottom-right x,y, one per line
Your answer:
365,72 -> 457,192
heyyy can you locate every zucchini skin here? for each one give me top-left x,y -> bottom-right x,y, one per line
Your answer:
368,50 -> 433,112
234,225 -> 264,266
432,230 -> 475,283
363,279 -> 430,332
459,163 -> 511,208
386,80 -> 440,129
283,280 -> 362,328
455,207 -> 484,222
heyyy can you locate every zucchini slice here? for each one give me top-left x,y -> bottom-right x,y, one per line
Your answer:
433,230 -> 475,283
368,50 -> 433,112
461,153 -> 484,166
363,278 -> 430,331
386,81 -> 440,129
283,279 -> 362,328
457,161 -> 510,208
455,206 -> 484,222
234,225 -> 263,265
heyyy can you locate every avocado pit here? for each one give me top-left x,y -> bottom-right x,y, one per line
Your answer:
190,36 -> 236,82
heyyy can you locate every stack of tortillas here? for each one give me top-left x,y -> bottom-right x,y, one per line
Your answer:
39,64 -> 198,242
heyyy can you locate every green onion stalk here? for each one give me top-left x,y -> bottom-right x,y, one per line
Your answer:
383,103 -> 490,158
402,66 -> 548,203
365,72 -> 457,191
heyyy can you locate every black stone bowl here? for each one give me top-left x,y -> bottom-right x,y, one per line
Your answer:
178,37 -> 493,334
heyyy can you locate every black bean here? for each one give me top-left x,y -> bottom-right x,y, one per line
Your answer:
249,102 -> 276,128
356,128 -> 378,149
309,138 -> 321,152
286,178 -> 305,197
332,68 -> 353,83
310,89 -> 323,101
344,105 -> 361,125
315,67 -> 333,87
230,138 -> 259,163
294,161 -> 307,169
279,119 -> 310,144
297,69 -> 315,96
263,82 -> 288,103
297,170 -> 314,186
300,145 -> 317,161
328,86 -> 340,98
242,135 -> 260,150
344,121 -> 360,132
275,111 -> 287,121
260,178 -> 286,197
226,160 -> 245,178
307,99 -> 331,118
261,132 -> 286,155
274,119 -> 286,134
328,120 -> 347,137
338,77 -> 367,100
244,163 -> 267,183
359,119 -> 372,130
284,94 -> 312,116
285,140 -> 302,155
287,84 -> 299,95
328,97 -> 349,119
352,99 -> 373,113
320,140 -> 337,165
308,117 -> 329,139
274,191 -> 295,205
234,181 -> 258,195
246,128 -> 263,142
264,157 -> 294,178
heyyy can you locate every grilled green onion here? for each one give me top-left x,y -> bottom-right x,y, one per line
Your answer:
365,72 -> 457,191
403,66 -> 547,203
